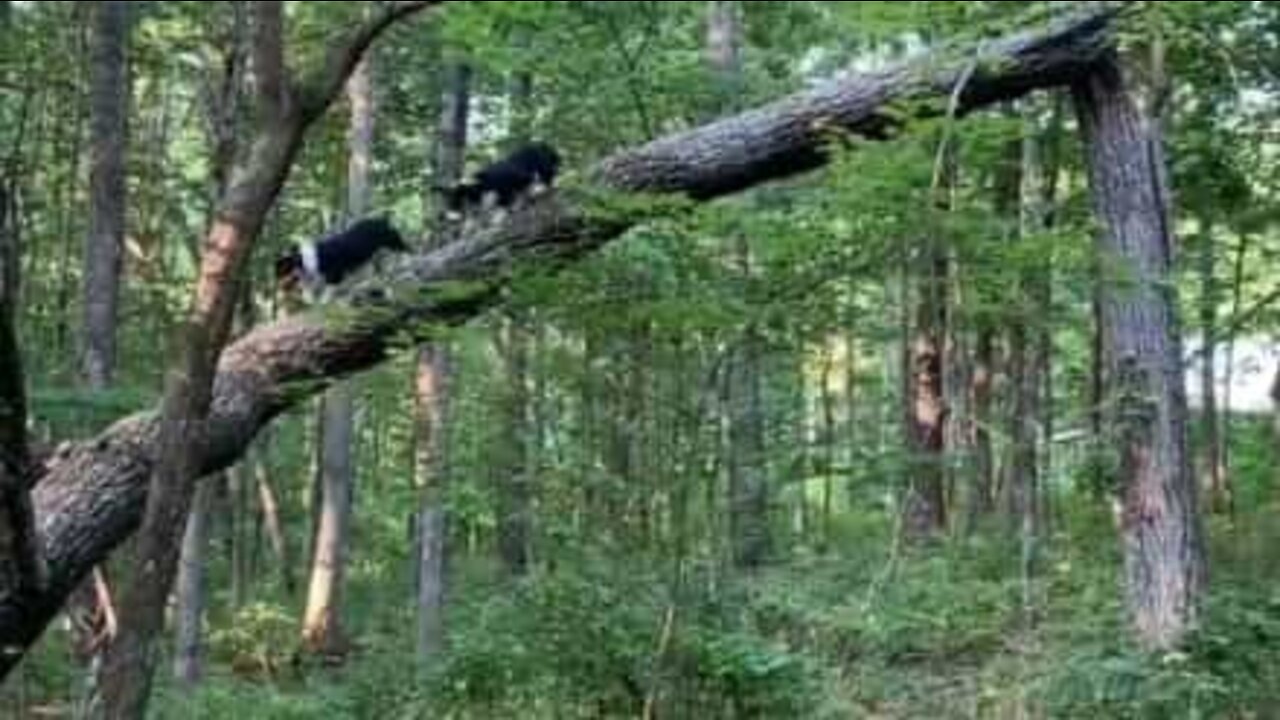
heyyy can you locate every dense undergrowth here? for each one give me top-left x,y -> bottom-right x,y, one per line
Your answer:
6,423 -> 1280,719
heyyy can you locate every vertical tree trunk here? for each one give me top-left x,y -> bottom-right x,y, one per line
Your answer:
968,327 -> 996,530
80,0 -> 129,390
1033,98 -> 1064,530
1218,233 -> 1249,474
69,4 -> 129,693
707,0 -> 767,568
0,177 -> 41,602
254,445 -> 295,596
415,59 -> 469,662
302,51 -> 375,658
1221,234 -> 1249,475
1197,219 -> 1228,514
498,320 -> 533,575
1072,56 -> 1205,651
172,481 -> 215,688
903,244 -> 949,540
820,344 -> 836,547
228,464 -> 251,608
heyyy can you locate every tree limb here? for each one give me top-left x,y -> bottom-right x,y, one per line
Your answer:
0,4 -> 1120,680
297,1 -> 445,122
251,1 -> 289,120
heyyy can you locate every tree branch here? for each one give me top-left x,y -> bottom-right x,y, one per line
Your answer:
0,4 -> 1120,679
297,1 -> 445,122
251,1 -> 289,120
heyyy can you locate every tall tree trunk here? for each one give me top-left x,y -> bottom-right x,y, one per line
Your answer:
904,140 -> 951,546
1033,95 -> 1064,530
707,0 -> 767,569
69,3 -> 130,695
415,59 -> 469,662
1072,55 -> 1205,651
1197,219 -> 1228,514
303,50 -> 376,658
80,0 -> 129,390
0,177 -> 41,600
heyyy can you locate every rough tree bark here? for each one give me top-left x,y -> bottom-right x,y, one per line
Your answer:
0,6 -> 1120,680
94,3 -> 440,716
80,0 -> 129,391
1072,53 -> 1206,651
415,59 -> 469,661
301,48 -> 376,660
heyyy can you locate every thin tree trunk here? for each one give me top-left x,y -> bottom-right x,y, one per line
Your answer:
172,481 -> 215,688
1222,233 -> 1249,476
253,445 -> 294,595
55,19 -> 89,362
1072,55 -> 1205,651
1197,219 -> 1228,514
969,327 -> 996,531
303,50 -> 377,658
820,344 -> 836,547
229,465 -> 250,608
707,0 -> 768,569
80,0 -> 129,390
1034,95 -> 1064,530
498,320 -> 533,575
415,59 -> 469,662
727,312 -> 769,567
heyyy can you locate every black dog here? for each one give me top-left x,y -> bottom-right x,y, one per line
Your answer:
275,215 -> 408,299
437,141 -> 561,222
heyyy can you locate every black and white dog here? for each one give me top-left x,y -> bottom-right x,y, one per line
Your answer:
437,141 -> 561,223
275,215 -> 408,300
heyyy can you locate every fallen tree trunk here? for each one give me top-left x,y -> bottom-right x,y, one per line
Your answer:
0,5 -> 1119,678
